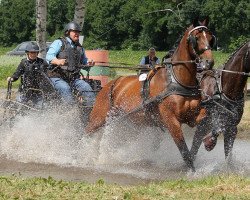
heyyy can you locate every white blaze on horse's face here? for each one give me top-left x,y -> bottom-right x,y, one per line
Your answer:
202,31 -> 209,47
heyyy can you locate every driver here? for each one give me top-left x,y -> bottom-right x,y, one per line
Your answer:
46,21 -> 95,109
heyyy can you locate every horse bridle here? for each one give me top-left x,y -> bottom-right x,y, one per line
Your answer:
187,26 -> 215,70
187,26 -> 213,55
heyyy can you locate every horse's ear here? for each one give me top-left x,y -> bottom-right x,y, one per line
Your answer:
192,17 -> 199,27
201,16 -> 209,26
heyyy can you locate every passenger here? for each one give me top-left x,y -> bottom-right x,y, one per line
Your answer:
161,49 -> 175,65
139,47 -> 160,80
7,43 -> 49,109
140,47 -> 160,67
46,21 -> 95,108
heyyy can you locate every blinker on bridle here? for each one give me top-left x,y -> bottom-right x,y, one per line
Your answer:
187,25 -> 213,56
186,25 -> 216,70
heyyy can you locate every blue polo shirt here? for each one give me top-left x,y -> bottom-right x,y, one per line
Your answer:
46,37 -> 88,65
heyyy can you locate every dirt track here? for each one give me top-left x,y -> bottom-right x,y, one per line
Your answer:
0,155 -> 149,185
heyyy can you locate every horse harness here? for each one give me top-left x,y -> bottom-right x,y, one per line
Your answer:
199,69 -> 245,118
108,61 -> 201,122
141,61 -> 201,100
108,25 -> 214,121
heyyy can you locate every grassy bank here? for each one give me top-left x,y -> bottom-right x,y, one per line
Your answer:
0,49 -> 230,88
0,175 -> 249,199
238,95 -> 250,137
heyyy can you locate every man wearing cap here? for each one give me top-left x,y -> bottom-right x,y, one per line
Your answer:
46,21 -> 95,109
7,43 -> 49,109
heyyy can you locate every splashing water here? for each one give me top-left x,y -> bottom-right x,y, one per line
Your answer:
0,107 -> 249,182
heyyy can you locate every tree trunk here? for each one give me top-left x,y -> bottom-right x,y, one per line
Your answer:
36,0 -> 47,59
74,0 -> 86,29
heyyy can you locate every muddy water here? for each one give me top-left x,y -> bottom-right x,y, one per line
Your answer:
0,91 -> 250,185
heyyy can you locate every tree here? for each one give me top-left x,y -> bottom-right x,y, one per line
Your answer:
36,0 -> 47,58
74,0 -> 86,29
47,0 -> 75,39
0,0 -> 249,50
0,0 -> 35,46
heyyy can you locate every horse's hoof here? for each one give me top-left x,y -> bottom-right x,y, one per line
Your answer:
203,132 -> 217,151
191,166 -> 196,172
190,154 -> 196,162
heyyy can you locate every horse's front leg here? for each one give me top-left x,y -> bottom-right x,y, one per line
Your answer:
224,126 -> 237,160
195,107 -> 207,125
190,117 -> 211,161
160,111 -> 195,171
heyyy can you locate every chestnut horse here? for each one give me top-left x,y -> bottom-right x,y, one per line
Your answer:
86,18 -> 215,171
190,41 -> 250,161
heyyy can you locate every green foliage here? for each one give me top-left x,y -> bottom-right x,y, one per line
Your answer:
0,0 -> 249,51
0,0 -> 36,46
84,0 -> 128,49
47,0 -> 75,37
228,36 -> 249,52
123,192 -> 132,199
0,55 -> 23,88
202,0 -> 250,51
96,178 -> 105,186
0,46 -> 14,55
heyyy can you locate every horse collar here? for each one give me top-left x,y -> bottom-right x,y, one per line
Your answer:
167,63 -> 199,90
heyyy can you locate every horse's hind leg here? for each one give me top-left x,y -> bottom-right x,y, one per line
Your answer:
224,126 -> 237,161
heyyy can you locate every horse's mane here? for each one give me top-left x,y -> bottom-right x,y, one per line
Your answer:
222,40 -> 250,69
172,32 -> 184,50
168,26 -> 192,54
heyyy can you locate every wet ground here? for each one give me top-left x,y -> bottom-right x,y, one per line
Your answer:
0,90 -> 250,185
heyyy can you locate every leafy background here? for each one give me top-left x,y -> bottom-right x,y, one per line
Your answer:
0,0 -> 249,51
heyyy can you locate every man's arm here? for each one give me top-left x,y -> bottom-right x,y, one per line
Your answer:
7,60 -> 24,82
46,39 -> 66,66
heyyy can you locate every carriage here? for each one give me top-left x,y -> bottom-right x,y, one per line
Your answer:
0,65 -> 103,128
0,53 -> 148,127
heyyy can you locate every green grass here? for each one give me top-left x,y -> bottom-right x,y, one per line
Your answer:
109,50 -> 230,67
0,46 -> 15,56
0,48 -> 230,88
0,175 -> 249,199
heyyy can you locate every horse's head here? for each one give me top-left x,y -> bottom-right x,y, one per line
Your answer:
224,41 -> 250,74
186,17 -> 215,70
219,41 -> 250,101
